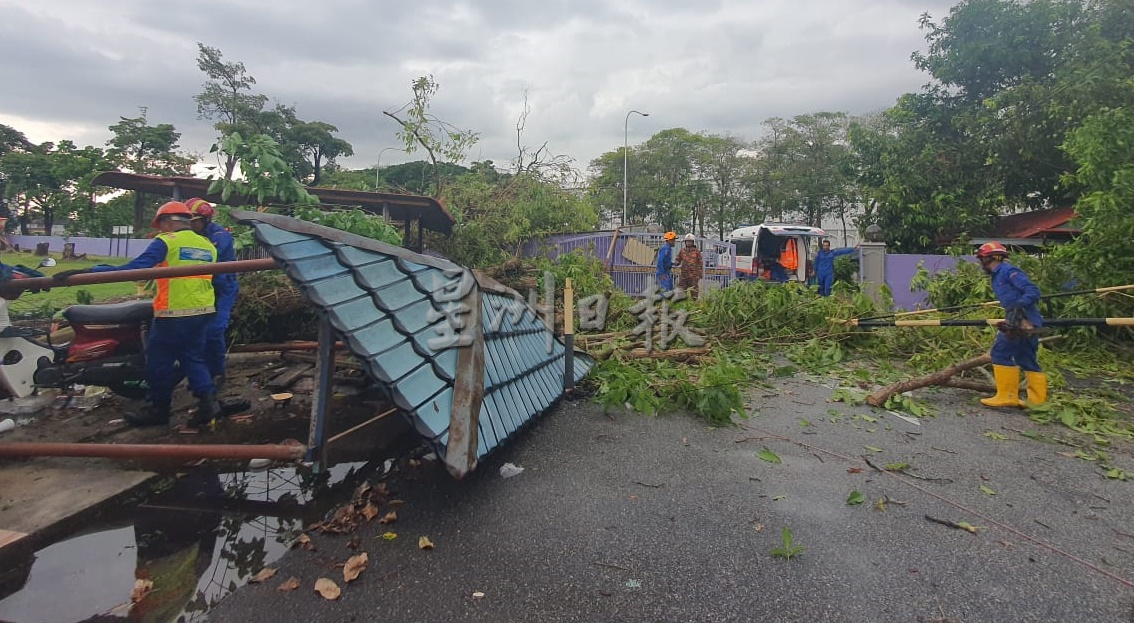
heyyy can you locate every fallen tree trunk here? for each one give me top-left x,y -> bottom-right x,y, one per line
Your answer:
866,336 -> 1061,406
942,378 -> 996,393
867,353 -> 991,406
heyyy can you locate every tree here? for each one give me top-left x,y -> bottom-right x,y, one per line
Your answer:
696,134 -> 757,239
0,141 -> 107,235
751,114 -> 856,229
194,43 -> 269,179
1052,0 -> 1134,289
106,108 -> 194,232
912,0 -> 1087,209
384,75 -> 479,198
848,93 -> 1002,252
0,124 -> 33,229
439,169 -> 597,267
286,121 -> 354,185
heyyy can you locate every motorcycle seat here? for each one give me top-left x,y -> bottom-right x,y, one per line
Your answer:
64,300 -> 154,324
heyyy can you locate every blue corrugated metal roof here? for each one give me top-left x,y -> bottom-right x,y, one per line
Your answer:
232,211 -> 592,476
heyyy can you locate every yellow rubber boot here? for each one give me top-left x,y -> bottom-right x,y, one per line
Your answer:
980,365 -> 1023,408
1024,371 -> 1047,407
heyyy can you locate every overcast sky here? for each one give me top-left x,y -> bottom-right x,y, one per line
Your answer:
0,0 -> 955,175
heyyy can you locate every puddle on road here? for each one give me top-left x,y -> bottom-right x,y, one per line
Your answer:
0,460 -> 384,623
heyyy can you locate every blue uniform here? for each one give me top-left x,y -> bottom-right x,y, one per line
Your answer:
90,237 -> 216,405
814,247 -> 857,296
656,244 -> 674,292
989,261 -> 1043,372
202,222 -> 238,378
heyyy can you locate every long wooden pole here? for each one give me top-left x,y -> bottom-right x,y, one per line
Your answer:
1,258 -> 279,295
854,283 -> 1134,322
845,317 -> 1134,328
0,442 -> 306,461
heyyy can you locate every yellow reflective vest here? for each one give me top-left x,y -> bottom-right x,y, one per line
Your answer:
153,229 -> 216,318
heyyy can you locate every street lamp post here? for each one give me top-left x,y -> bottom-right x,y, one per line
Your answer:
623,109 -> 649,227
375,147 -> 401,190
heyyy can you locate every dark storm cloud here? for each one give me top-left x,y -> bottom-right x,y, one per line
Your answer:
0,0 -> 961,172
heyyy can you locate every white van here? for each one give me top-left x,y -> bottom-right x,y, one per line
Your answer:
722,224 -> 827,282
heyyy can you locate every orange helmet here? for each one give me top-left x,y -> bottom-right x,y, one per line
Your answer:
975,241 -> 1009,259
185,197 -> 215,219
151,201 -> 193,228
664,231 -> 676,241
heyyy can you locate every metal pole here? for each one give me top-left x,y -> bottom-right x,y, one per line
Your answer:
4,258 -> 279,295
623,110 -> 649,227
855,283 -> 1134,323
376,147 -> 399,190
306,315 -> 336,465
847,317 -> 1134,328
0,442 -> 306,461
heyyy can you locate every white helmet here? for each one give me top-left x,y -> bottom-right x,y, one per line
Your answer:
684,233 -> 695,241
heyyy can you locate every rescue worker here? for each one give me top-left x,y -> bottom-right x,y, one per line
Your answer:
975,241 -> 1046,408
656,231 -> 676,292
55,201 -> 220,427
672,233 -> 703,299
185,198 -> 237,386
813,239 -> 858,296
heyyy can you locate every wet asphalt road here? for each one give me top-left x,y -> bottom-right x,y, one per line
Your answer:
209,375 -> 1134,623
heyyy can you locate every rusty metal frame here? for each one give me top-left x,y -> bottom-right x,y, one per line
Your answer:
231,209 -> 457,272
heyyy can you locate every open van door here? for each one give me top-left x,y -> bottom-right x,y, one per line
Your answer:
726,224 -> 826,283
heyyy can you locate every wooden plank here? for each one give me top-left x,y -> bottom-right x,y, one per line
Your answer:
267,363 -> 315,390
444,277 -> 484,479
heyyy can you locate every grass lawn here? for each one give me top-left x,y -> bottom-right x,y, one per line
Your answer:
6,253 -> 145,318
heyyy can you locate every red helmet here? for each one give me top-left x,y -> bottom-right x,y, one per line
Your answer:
975,241 -> 1009,259
150,201 -> 192,228
185,197 -> 215,219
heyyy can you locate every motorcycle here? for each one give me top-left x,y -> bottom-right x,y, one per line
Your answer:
0,263 -> 250,418
0,296 -> 153,400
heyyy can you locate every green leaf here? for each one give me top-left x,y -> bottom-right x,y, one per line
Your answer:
846,490 -> 865,505
980,485 -> 996,496
864,445 -> 883,453
984,431 -> 1007,441
884,462 -> 909,471
757,448 -> 782,464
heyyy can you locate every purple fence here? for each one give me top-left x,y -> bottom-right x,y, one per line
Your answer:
4,234 -> 151,259
522,232 -> 736,296
886,254 -> 976,311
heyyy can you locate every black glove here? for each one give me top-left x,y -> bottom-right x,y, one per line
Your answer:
53,268 -> 90,282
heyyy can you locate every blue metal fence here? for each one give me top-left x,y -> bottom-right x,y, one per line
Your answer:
522,232 -> 736,297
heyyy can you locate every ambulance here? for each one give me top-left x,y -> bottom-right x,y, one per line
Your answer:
721,223 -> 827,282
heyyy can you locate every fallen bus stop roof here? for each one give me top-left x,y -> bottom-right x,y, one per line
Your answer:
91,171 -> 455,235
231,209 -> 592,477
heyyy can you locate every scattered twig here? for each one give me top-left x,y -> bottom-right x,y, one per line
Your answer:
868,457 -> 953,482
733,435 -> 770,444
593,561 -> 634,573
923,596 -> 962,623
633,481 -> 665,489
1035,519 -> 1053,530
930,446 -> 957,454
1001,425 -> 1081,448
813,453 -> 825,463
925,515 -> 978,534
